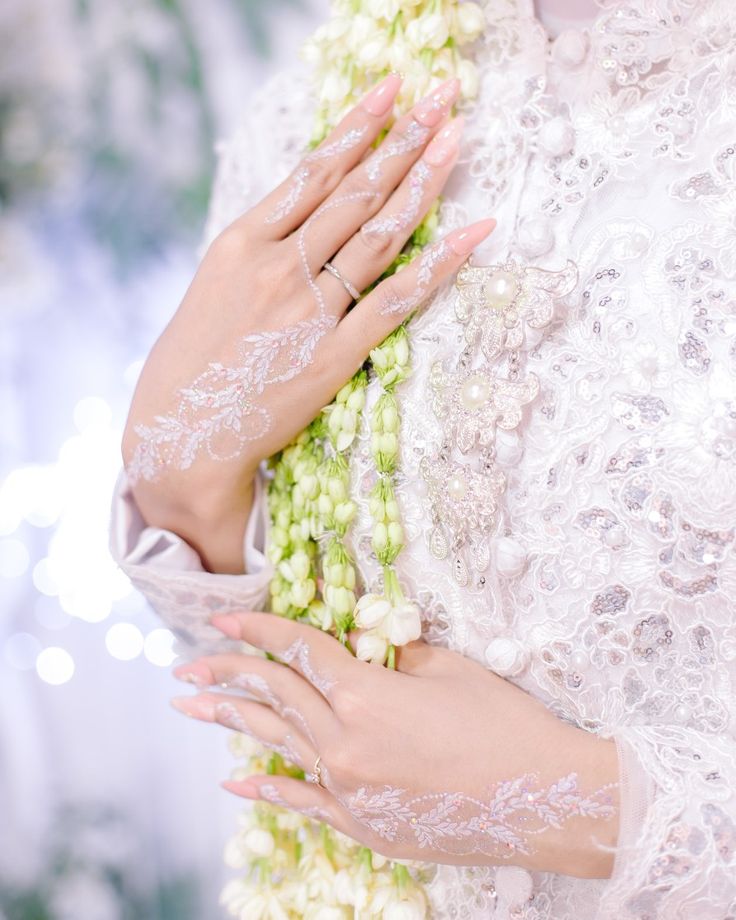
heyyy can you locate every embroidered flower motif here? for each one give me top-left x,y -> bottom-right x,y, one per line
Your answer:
621,341 -> 676,392
454,259 -> 578,360
428,363 -> 540,453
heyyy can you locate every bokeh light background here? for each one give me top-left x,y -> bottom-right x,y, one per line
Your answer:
0,1 -> 326,917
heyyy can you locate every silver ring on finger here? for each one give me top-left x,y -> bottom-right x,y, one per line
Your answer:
307,754 -> 326,788
323,260 -> 361,301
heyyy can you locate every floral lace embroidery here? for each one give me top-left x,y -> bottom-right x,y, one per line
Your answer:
340,772 -> 617,859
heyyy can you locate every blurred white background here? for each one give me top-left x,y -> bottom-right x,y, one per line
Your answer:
0,1 -> 326,917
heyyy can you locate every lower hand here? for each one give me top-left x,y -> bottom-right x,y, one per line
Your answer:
171,612 -> 620,878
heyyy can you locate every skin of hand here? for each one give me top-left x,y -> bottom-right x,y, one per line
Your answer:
171,612 -> 621,878
121,73 -> 496,574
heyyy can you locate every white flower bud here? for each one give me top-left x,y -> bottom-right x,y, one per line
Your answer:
291,578 -> 316,608
354,594 -> 392,628
372,522 -> 388,552
320,71 -> 352,104
364,0 -> 400,20
369,494 -> 386,519
325,561 -> 345,586
380,433 -> 398,456
405,12 -> 449,50
318,493 -> 334,516
344,565 -> 356,590
346,388 -> 366,412
327,477 -> 347,503
385,498 -> 400,521
457,58 -> 480,98
358,38 -> 389,68
388,602 -> 422,645
393,335 -> 410,365
384,893 -> 426,920
381,403 -> 399,432
454,2 -> 485,41
331,586 -> 356,616
356,631 -> 389,663
334,500 -> 356,525
278,560 -> 295,582
290,550 -> 310,581
243,828 -> 275,858
387,521 -> 404,548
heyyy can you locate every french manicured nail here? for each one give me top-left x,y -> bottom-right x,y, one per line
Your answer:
360,72 -> 403,116
413,77 -> 461,126
424,117 -> 464,167
211,614 -> 241,639
173,661 -> 213,687
222,779 -> 261,799
448,218 -> 497,256
171,695 -> 217,721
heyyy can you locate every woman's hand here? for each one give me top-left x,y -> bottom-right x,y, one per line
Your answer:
122,73 -> 495,573
171,612 -> 620,878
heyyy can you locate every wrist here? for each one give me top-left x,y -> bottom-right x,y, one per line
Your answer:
123,438 -> 257,574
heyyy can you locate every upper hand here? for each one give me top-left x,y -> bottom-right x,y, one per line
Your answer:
122,74 -> 494,532
171,612 -> 620,877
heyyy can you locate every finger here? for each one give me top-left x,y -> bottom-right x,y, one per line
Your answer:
224,774 -> 363,842
315,116 -> 464,314
250,73 -> 403,239
299,81 -> 461,277
174,651 -> 337,744
210,612 -> 360,700
330,218 -> 497,377
170,691 -> 316,769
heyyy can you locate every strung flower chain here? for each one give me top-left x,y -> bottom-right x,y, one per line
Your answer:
223,2 -> 486,917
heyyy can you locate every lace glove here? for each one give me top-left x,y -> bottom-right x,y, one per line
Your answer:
597,724 -> 736,919
169,613 -> 621,878
109,465 -> 273,655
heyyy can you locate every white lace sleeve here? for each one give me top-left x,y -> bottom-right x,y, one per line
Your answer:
109,466 -> 273,653
598,725 -> 736,919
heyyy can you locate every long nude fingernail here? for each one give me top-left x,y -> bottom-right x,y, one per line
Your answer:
360,73 -> 403,116
424,117 -> 464,167
173,661 -> 213,687
171,695 -> 217,721
222,779 -> 261,799
413,77 -> 461,127
448,218 -> 497,256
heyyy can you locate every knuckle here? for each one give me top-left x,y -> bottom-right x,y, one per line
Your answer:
359,222 -> 396,258
321,741 -> 354,783
211,220 -> 250,259
331,683 -> 369,721
306,159 -> 338,197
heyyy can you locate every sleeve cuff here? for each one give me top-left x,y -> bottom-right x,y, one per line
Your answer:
108,466 -> 274,654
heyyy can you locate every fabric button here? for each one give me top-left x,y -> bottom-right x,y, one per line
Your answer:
494,866 -> 534,906
539,116 -> 575,157
484,637 -> 529,676
517,217 -> 554,258
551,28 -> 589,67
495,536 -> 528,577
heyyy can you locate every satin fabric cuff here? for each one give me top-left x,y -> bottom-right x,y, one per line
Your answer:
108,466 -> 274,655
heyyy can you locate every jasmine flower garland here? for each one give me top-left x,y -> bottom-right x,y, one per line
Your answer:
222,2 -> 484,916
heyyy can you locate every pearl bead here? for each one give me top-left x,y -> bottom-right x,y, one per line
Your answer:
447,474 -> 468,501
495,536 -> 528,577
674,703 -> 691,723
609,115 -> 626,135
518,218 -> 554,258
539,117 -> 575,157
460,373 -> 490,410
551,29 -> 589,68
484,638 -> 529,677
484,270 -> 518,310
571,649 -> 588,670
630,231 -> 650,254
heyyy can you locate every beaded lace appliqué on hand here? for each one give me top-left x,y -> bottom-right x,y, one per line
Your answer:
341,771 -> 617,858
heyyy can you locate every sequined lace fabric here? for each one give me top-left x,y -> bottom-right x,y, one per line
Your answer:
110,0 -> 736,916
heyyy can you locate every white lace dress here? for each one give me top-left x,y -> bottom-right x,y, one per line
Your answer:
110,1 -> 736,916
